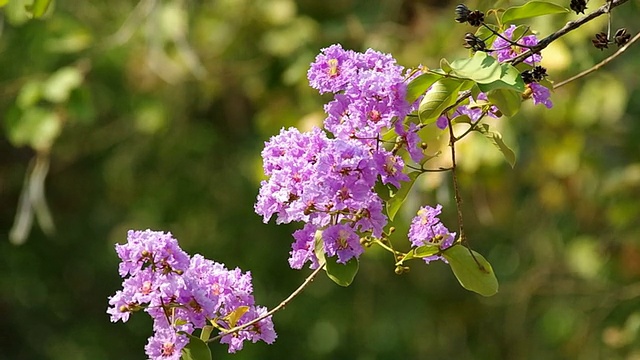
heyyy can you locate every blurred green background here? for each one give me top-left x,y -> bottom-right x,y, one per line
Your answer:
1,0 -> 640,359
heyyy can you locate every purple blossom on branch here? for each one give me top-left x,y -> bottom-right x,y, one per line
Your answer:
408,205 -> 456,264
107,230 -> 276,358
492,25 -> 542,65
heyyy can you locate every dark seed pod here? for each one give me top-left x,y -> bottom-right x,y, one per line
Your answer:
454,4 -> 472,23
591,32 -> 609,50
467,10 -> 485,27
614,28 -> 631,47
521,70 -> 535,84
463,32 -> 487,52
570,0 -> 587,14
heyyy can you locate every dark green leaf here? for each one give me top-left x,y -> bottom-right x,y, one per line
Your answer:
180,333 -> 212,360
325,256 -> 359,287
486,88 -> 522,117
406,73 -> 442,103
418,78 -> 463,124
443,245 -> 498,296
385,171 -> 420,221
502,1 -> 569,23
475,123 -> 517,168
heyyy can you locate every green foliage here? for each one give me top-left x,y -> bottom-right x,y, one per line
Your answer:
181,333 -> 212,360
418,78 -> 465,124
385,171 -> 421,221
325,256 -> 359,287
442,245 -> 498,297
25,0 -> 52,18
501,1 -> 570,24
475,123 -> 517,168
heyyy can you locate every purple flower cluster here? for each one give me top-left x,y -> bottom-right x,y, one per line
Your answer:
108,230 -> 276,358
492,25 -> 541,65
492,25 -> 553,108
408,205 -> 456,263
257,45 -> 423,269
309,44 -> 414,147
255,127 -> 401,268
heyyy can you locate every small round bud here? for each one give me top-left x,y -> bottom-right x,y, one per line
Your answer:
420,142 -> 428,150
395,265 -> 404,275
119,305 -> 128,313
389,227 -> 396,234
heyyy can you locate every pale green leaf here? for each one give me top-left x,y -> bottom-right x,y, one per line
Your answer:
406,73 -> 442,104
42,66 -> 83,103
25,0 -> 52,18
443,245 -> 498,296
475,123 -> 517,168
502,1 -> 569,23
486,88 -> 522,117
418,78 -> 463,124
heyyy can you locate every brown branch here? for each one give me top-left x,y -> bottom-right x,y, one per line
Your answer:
208,264 -> 325,343
509,0 -> 630,65
554,31 -> 640,89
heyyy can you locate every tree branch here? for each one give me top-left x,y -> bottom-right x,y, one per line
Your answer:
554,31 -> 640,89
208,264 -> 326,343
509,0 -> 630,65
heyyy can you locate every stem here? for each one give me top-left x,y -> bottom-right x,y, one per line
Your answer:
207,264 -> 326,343
446,117 -> 465,243
554,32 -> 640,89
509,0 -> 630,65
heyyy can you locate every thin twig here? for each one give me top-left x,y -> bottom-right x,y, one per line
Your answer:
509,0 -> 630,65
208,264 -> 326,343
554,31 -> 640,89
446,116 -> 465,243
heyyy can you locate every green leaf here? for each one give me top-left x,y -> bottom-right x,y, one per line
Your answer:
5,106 -> 62,151
414,244 -> 441,258
199,325 -> 214,342
502,1 -> 569,23
25,0 -> 52,18
486,88 -> 522,117
42,66 -> 83,103
406,73 -> 442,104
440,58 -> 452,74
475,123 -> 517,168
477,63 -> 525,93
313,229 -> 327,267
442,245 -> 498,296
418,78 -> 463,124
325,256 -> 359,287
0,0 -> 8,8
224,306 -> 249,328
385,171 -> 420,221
180,333 -> 212,360
449,52 -> 502,84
